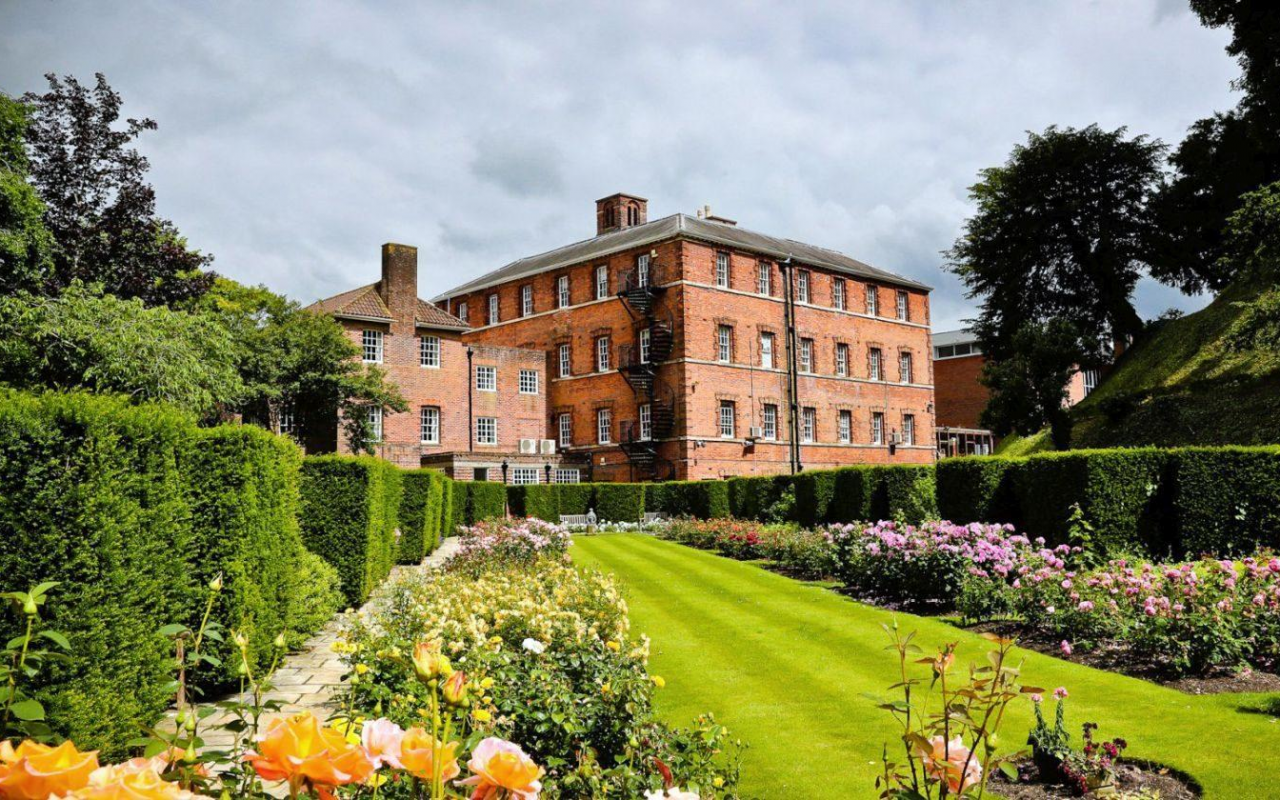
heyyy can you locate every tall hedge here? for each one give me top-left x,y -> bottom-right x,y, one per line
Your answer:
424,472 -> 447,550
646,480 -> 730,518
398,469 -> 445,563
727,474 -> 792,520
299,456 -> 400,605
559,483 -> 596,515
595,484 -> 646,521
507,484 -> 560,521
466,481 -> 507,524
448,476 -> 467,532
1173,446 -> 1280,556
0,392 -> 192,753
874,465 -> 938,525
935,457 -> 1020,525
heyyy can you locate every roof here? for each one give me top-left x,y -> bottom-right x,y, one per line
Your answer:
432,213 -> 932,301
932,328 -> 978,347
306,283 -> 469,330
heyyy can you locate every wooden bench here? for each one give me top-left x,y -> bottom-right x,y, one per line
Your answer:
559,511 -> 669,526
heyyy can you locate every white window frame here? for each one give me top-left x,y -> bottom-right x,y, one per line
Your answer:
866,286 -> 878,316
800,338 -> 813,373
719,401 -> 736,439
476,365 -> 497,392
420,335 -> 440,368
362,330 -> 383,363
1083,368 -> 1101,395
797,270 -> 810,303
639,403 -> 652,441
367,406 -> 383,442
596,408 -> 612,444
871,412 -> 885,445
757,262 -> 771,295
869,347 -> 883,381
521,284 -> 533,317
558,412 -> 572,448
596,336 -> 610,372
511,467 -> 540,485
476,416 -> 498,445
801,407 -> 815,443
420,406 -> 440,444
639,327 -> 651,364
838,410 -> 851,443
558,343 -> 571,378
487,294 -> 499,325
557,275 -> 571,309
519,369 -> 539,395
900,352 -> 913,384
715,252 -> 730,287
457,301 -> 468,323
760,332 -> 775,369
595,265 -> 608,299
717,325 -> 733,363
762,404 -> 778,440
636,254 -> 650,288
835,343 -> 849,377
553,468 -> 581,484
833,279 -> 846,310
903,414 -> 916,445
897,290 -> 909,321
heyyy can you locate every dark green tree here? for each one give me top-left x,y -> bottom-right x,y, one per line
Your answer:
948,125 -> 1165,361
0,93 -> 54,294
1149,1 -> 1280,294
21,74 -> 213,305
978,319 -> 1083,448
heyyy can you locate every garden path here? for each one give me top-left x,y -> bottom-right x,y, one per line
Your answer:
195,537 -> 461,749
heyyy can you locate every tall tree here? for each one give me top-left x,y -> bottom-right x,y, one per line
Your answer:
1149,1 -> 1280,294
978,319 -> 1083,447
0,93 -> 54,294
21,73 -> 213,306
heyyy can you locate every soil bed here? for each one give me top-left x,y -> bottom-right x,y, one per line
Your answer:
965,620 -> 1280,694
991,757 -> 1199,799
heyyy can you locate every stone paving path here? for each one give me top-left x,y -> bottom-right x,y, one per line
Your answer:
194,537 -> 462,749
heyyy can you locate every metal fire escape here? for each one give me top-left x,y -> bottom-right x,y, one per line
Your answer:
616,255 -> 676,481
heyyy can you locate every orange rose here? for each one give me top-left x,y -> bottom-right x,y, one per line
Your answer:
398,728 -> 460,782
0,740 -> 99,800
242,713 -> 374,796
65,763 -> 205,800
456,737 -> 542,800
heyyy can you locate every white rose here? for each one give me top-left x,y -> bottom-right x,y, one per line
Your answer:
522,638 -> 546,654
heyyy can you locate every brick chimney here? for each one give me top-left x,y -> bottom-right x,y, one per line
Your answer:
379,243 -> 418,331
596,193 -> 648,235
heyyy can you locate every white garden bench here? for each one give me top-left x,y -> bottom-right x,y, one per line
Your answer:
558,510 -> 670,526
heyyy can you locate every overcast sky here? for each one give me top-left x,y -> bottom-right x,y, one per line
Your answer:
1,0 -> 1240,329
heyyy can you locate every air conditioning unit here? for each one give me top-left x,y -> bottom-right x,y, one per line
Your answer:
890,431 -> 903,445
518,438 -> 537,454
747,427 -> 763,441
539,439 -> 556,455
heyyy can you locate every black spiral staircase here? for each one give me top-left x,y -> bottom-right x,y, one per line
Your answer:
616,258 -> 676,481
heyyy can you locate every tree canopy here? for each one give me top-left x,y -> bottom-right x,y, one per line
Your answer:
0,93 -> 54,295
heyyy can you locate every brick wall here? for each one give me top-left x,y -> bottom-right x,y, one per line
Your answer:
934,353 -> 988,430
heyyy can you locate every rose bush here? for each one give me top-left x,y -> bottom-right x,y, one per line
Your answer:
656,519 -> 838,579
444,518 -> 572,576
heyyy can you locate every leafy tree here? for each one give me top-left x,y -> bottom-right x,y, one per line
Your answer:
1149,1 -> 1280,294
948,125 -> 1165,360
1221,182 -> 1280,353
0,286 -> 242,418
978,319 -> 1083,448
0,93 -> 54,294
20,74 -> 213,306
191,279 -> 407,453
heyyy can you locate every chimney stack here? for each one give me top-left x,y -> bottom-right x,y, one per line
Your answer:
379,243 -> 418,331
595,192 -> 648,235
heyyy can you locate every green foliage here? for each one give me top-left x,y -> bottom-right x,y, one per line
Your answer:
594,484 -> 646,522
298,456 -> 400,605
397,469 -> 451,563
0,93 -> 54,295
935,457 -> 1020,524
0,286 -> 243,420
1173,446 -> 1280,556
285,549 -> 342,650
646,480 -> 730,518
448,475 -> 467,533
874,465 -> 938,525
1,583 -> 71,743
507,484 -> 561,522
793,470 -> 838,527
726,474 -> 792,521
558,483 -> 596,515
466,481 -> 507,524
978,319 -> 1086,442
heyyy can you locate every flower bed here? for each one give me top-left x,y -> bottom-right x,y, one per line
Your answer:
341,539 -> 742,798
656,518 -> 838,580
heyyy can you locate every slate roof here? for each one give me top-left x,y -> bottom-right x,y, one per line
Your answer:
432,213 -> 931,301
306,283 -> 469,330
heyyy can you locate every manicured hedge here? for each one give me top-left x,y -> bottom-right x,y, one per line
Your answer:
875,465 -> 938,525
935,457 -> 1019,525
507,484 -> 560,522
448,476 -> 467,532
398,469 -> 449,563
466,481 -> 507,524
299,455 -> 400,605
646,480 -> 730,518
595,483 -> 646,521
559,483 -> 596,515
1173,446 -> 1280,556
727,474 -> 793,520
793,465 -> 935,526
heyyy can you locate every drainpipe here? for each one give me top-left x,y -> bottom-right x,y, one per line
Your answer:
780,257 -> 803,474
467,347 -> 475,453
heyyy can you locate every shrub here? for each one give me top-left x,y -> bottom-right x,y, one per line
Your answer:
466,481 -> 507,523
0,392 -> 191,752
874,465 -> 938,524
183,425 -> 310,685
299,455 -> 400,605
284,549 -> 343,649
595,483 -> 646,521
448,475 -> 467,532
423,471 -> 447,552
558,483 -> 595,515
828,467 -> 875,523
1173,446 -> 1280,556
507,484 -> 560,522
396,469 -> 434,563
447,517 -> 572,575
935,456 -> 1019,524
793,470 -> 839,526
727,474 -> 791,520
646,480 -> 730,518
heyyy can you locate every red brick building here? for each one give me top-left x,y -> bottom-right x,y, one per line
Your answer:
434,193 -> 937,481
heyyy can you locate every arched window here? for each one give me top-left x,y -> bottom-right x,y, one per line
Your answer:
605,207 -> 615,228
627,205 -> 637,225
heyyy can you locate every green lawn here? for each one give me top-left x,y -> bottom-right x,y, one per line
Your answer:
572,534 -> 1277,799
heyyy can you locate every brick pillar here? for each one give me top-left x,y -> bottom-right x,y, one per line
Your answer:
380,243 -> 418,333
